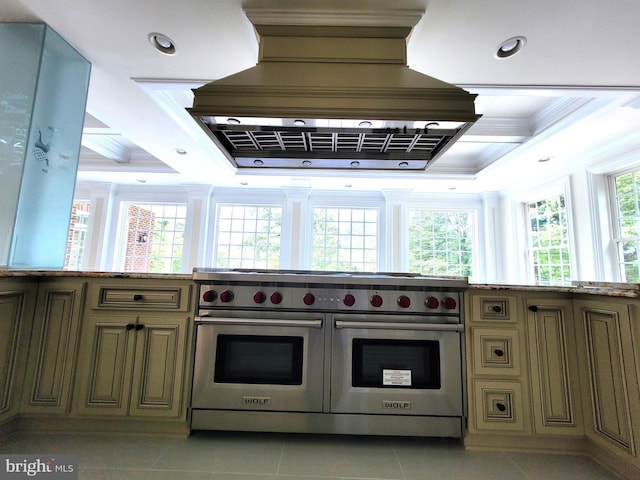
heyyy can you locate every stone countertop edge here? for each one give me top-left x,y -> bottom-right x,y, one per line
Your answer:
1,271 -> 638,298
0,270 -> 193,280
468,283 -> 640,298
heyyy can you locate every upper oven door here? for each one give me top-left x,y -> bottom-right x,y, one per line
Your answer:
330,314 -> 463,416
192,311 -> 325,413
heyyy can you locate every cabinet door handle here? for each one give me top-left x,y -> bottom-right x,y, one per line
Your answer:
135,324 -> 144,331
126,323 -> 135,330
133,294 -> 143,301
528,305 -> 538,312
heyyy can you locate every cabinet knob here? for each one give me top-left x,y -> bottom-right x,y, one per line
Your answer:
135,324 -> 144,331
133,294 -> 143,301
491,305 -> 502,313
496,402 -> 507,412
126,323 -> 135,330
494,349 -> 505,357
528,305 -> 538,312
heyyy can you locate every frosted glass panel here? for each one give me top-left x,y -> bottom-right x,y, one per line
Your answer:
0,23 -> 43,267
0,23 -> 90,269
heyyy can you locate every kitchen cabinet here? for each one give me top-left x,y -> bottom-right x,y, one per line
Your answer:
0,279 -> 37,425
21,279 -> 86,415
573,298 -> 640,459
525,297 -> 583,436
465,292 -> 530,434
73,279 -> 192,421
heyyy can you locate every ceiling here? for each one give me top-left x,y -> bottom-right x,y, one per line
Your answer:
4,0 -> 640,194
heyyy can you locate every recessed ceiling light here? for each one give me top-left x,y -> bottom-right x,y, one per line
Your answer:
448,186 -> 457,191
358,121 -> 372,128
302,160 -> 312,166
148,32 -> 176,55
227,118 -> 240,124
137,179 -> 147,183
240,182 -> 248,186
174,148 -> 187,155
253,159 -> 264,165
350,161 -> 360,167
293,119 -> 306,126
398,161 -> 409,168
345,184 -> 352,188
495,36 -> 527,59
538,156 -> 553,163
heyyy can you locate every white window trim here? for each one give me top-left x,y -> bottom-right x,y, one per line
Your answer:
305,191 -> 386,271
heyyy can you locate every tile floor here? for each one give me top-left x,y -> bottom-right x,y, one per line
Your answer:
0,430 -> 620,479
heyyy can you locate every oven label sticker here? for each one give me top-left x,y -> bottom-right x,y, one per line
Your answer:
383,369 -> 412,386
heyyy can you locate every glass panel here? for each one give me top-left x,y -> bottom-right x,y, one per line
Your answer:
1,24 -> 90,269
351,339 -> 440,389
214,335 -> 303,385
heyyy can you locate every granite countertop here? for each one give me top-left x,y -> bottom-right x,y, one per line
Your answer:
2,270 -> 639,297
469,281 -> 640,298
0,270 -> 193,280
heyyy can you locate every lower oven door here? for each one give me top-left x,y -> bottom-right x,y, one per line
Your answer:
330,315 -> 463,416
192,311 -> 325,412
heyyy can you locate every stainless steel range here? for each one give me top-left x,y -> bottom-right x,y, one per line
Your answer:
190,269 -> 467,437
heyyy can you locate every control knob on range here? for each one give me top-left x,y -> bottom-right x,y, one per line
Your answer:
443,297 -> 457,310
270,292 -> 283,305
425,296 -> 440,309
397,295 -> 411,308
370,294 -> 383,308
303,293 -> 315,306
219,290 -> 234,303
202,290 -> 218,303
253,291 -> 266,304
343,294 -> 356,307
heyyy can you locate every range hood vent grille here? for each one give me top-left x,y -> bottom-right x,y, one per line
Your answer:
189,23 -> 480,172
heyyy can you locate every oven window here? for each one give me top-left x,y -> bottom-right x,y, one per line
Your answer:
352,339 -> 441,389
214,335 -> 303,385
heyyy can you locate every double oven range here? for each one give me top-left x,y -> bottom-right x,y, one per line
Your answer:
190,269 -> 467,437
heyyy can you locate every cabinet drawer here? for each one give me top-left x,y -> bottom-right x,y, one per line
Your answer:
471,295 -> 518,322
471,327 -> 520,376
92,284 -> 191,311
472,380 -> 524,431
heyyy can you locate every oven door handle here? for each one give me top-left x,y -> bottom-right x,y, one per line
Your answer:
196,317 -> 323,329
334,320 -> 463,332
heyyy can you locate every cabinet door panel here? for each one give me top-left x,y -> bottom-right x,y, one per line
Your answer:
23,282 -> 85,413
580,303 -> 635,455
130,318 -> 187,418
527,299 -> 581,435
75,318 -> 134,416
0,291 -> 27,415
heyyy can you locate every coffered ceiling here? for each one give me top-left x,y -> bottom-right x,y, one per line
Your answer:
3,0 -> 640,193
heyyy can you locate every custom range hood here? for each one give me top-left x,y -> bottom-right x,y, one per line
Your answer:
189,23 -> 481,172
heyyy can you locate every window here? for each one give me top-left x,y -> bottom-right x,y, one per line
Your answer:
407,209 -> 475,277
526,194 -> 571,285
119,202 -> 186,273
64,200 -> 90,270
214,204 -> 282,269
612,170 -> 640,281
311,207 -> 378,272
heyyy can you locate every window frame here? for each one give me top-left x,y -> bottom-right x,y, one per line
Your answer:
521,182 -> 575,286
405,206 -> 478,279
305,192 -> 385,272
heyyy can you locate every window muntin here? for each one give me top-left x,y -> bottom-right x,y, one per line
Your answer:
612,170 -> 640,281
407,209 -> 475,277
526,194 -> 571,285
214,204 -> 282,269
64,200 -> 90,270
119,202 -> 186,273
311,207 -> 378,272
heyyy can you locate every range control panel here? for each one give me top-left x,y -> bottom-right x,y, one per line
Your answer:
197,283 -> 461,316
